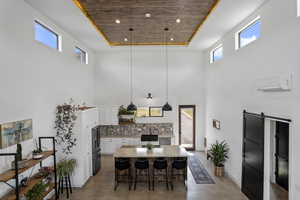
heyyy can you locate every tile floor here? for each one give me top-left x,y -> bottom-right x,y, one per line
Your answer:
57,152 -> 249,200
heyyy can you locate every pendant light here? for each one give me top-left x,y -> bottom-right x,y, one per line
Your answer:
127,28 -> 137,111
162,28 -> 172,111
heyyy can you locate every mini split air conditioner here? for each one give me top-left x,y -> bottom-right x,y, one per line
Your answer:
257,74 -> 292,92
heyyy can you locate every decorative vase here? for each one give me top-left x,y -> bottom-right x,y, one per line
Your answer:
214,166 -> 224,177
16,143 -> 22,161
32,152 -> 43,160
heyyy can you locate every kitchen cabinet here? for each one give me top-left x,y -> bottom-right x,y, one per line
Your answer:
101,138 -> 113,154
101,137 -> 174,155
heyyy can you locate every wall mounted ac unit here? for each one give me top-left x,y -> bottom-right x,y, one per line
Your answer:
257,74 -> 292,92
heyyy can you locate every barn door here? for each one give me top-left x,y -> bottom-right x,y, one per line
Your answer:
242,111 -> 265,200
275,121 -> 289,191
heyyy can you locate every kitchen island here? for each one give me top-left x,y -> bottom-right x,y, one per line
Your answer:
113,145 -> 188,190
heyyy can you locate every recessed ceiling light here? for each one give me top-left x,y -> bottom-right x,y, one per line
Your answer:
145,13 -> 151,18
176,18 -> 181,23
170,38 -> 174,41
115,19 -> 120,24
124,38 -> 128,42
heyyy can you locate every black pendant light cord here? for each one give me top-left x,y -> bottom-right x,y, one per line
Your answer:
165,28 -> 169,102
130,28 -> 133,102
127,28 -> 137,111
162,28 -> 172,111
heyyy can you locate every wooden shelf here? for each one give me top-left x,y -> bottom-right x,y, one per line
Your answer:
3,177 -> 55,200
0,151 -> 54,182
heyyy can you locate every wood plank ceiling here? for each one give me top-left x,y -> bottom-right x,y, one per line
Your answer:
73,0 -> 219,46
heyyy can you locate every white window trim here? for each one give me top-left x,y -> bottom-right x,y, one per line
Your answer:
235,16 -> 261,50
34,19 -> 62,52
298,0 -> 300,17
75,46 -> 88,65
210,44 -> 223,64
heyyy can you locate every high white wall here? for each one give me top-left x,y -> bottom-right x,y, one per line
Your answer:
95,49 -> 206,150
205,0 -> 300,199
0,0 -> 95,196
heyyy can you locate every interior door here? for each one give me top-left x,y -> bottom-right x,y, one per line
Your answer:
242,112 -> 265,200
179,105 -> 196,151
275,121 -> 289,191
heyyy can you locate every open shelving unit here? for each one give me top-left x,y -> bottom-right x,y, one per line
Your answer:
0,137 -> 58,200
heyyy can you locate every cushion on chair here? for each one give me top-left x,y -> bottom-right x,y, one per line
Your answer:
115,158 -> 130,170
153,159 -> 168,170
172,159 -> 187,170
135,159 -> 149,169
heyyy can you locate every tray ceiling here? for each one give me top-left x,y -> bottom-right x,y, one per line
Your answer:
73,0 -> 219,46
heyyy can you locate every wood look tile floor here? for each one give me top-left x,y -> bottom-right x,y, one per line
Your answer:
58,152 -> 248,200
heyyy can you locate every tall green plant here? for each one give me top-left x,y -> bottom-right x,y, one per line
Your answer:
209,140 -> 229,167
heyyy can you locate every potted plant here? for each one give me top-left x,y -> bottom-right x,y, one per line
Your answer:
208,140 -> 229,177
32,149 -> 43,160
25,181 -> 49,200
57,159 -> 77,178
118,105 -> 135,124
32,140 -> 43,160
146,143 -> 154,151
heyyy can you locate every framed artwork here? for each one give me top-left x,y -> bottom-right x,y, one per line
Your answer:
213,119 -> 220,130
0,119 -> 33,149
136,107 -> 149,118
149,107 -> 164,117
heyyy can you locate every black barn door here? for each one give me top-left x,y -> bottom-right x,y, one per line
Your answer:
275,121 -> 289,191
242,111 -> 265,200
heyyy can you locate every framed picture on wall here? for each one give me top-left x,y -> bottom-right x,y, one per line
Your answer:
149,107 -> 164,117
0,119 -> 33,149
213,119 -> 221,130
136,107 -> 149,118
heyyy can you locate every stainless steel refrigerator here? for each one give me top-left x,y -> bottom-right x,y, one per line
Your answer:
92,126 -> 101,175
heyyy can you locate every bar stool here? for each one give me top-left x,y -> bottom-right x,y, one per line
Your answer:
152,158 -> 168,190
171,158 -> 187,190
114,158 -> 132,191
134,158 -> 150,190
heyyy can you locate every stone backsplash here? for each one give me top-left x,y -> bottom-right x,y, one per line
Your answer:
98,123 -> 173,137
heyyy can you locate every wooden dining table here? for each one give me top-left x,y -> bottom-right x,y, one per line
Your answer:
113,145 -> 189,189
113,145 -> 189,159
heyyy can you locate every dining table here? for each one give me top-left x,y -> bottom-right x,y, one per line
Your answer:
113,145 -> 189,189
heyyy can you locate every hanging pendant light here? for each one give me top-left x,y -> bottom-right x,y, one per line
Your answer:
162,28 -> 172,111
127,28 -> 137,111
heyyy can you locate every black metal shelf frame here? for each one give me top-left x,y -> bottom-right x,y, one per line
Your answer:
0,136 -> 58,200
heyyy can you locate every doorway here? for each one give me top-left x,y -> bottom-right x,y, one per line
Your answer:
179,105 -> 196,151
269,121 -> 289,200
275,121 -> 289,191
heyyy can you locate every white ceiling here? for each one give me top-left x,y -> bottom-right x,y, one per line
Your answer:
25,0 -> 267,52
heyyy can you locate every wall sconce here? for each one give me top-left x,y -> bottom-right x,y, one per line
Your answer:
146,93 -> 153,99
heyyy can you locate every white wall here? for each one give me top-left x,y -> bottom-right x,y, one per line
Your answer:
205,0 -> 300,199
95,49 -> 206,150
0,0 -> 95,197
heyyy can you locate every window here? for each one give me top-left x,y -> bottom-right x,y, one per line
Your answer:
75,47 -> 88,64
34,21 -> 60,50
210,45 -> 223,63
236,17 -> 261,49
